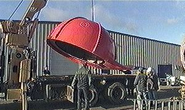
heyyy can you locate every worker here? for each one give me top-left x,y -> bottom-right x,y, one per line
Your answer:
134,67 -> 148,110
146,67 -> 159,101
43,66 -> 50,76
126,77 -> 135,96
71,62 -> 91,110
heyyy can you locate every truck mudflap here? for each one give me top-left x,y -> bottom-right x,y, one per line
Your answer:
45,84 -> 67,101
66,85 -> 74,103
7,89 -> 21,100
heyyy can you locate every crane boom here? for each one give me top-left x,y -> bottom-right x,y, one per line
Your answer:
20,0 -> 47,26
1,0 -> 47,42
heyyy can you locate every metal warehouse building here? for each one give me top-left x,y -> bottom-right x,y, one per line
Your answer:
3,21 -> 182,79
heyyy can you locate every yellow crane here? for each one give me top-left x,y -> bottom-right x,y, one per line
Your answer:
0,0 -> 47,110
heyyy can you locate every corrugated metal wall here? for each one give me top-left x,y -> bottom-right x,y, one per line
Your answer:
4,21 -> 180,77
30,21 -> 78,76
30,22 -> 56,76
109,31 -> 182,76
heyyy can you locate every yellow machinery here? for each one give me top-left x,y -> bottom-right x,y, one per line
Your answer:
0,0 -> 47,110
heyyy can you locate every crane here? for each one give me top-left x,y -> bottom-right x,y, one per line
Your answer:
0,0 -> 47,110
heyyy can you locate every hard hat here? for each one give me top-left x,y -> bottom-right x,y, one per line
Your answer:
147,67 -> 152,73
138,67 -> 144,73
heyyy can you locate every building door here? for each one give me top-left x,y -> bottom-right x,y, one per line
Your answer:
158,64 -> 172,78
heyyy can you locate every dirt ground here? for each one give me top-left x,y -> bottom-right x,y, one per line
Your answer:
0,85 -> 182,110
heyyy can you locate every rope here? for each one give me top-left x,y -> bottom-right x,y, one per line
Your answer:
36,10 -> 41,19
8,0 -> 24,20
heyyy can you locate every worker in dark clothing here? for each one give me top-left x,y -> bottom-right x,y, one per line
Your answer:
134,67 -> 148,110
71,63 -> 91,110
147,74 -> 154,99
146,67 -> 159,100
43,66 -> 50,76
126,77 -> 135,96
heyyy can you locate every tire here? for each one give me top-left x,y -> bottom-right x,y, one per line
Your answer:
107,82 -> 126,104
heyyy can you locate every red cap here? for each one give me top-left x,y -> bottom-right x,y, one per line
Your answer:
47,17 -> 131,71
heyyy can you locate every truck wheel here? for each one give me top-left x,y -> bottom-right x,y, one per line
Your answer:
107,82 -> 126,104
89,87 -> 98,107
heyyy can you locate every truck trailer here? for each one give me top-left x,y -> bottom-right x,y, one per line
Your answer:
26,74 -> 135,106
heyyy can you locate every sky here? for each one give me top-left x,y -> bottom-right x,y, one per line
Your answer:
0,0 -> 185,45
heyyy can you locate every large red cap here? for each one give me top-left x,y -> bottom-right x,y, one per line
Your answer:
47,17 -> 131,70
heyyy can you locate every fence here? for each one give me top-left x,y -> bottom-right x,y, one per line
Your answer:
131,99 -> 185,110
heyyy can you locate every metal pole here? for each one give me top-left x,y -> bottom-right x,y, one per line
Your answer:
161,101 -> 164,110
154,100 -> 157,110
173,101 -> 177,110
21,82 -> 27,110
179,101 -> 182,110
91,0 -> 94,22
148,100 -> 151,110
168,101 -> 171,110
